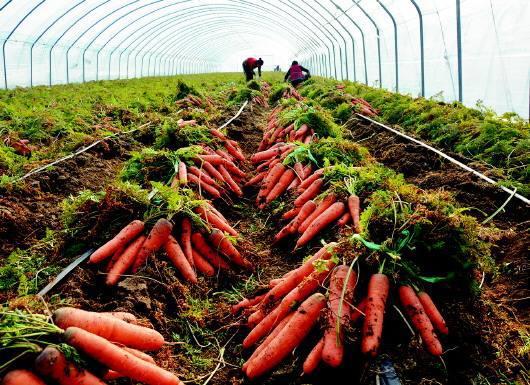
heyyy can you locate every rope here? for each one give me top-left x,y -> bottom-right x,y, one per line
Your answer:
353,113 -> 530,205
219,100 -> 249,129
14,122 -> 151,183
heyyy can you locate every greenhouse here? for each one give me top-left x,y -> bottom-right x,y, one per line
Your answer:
0,1 -> 528,385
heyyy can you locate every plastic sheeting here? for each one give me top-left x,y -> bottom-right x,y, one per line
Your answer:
0,0 -> 528,117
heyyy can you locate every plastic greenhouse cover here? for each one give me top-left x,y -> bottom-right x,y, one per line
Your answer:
0,0 -> 528,118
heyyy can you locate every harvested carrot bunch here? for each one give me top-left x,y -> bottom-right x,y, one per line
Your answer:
0,307 -> 183,385
234,244 -> 449,379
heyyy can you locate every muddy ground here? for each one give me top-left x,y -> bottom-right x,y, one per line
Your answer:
2,105 -> 529,384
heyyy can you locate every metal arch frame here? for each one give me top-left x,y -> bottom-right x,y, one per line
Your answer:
29,0 -> 86,87
2,0 -> 46,89
377,0 -> 398,92
410,0 -> 425,97
351,0 -> 382,88
456,0 -> 462,102
124,1 -> 329,79
49,0 -> 112,86
329,0 -> 357,81
0,0 -> 13,13
64,0 -> 140,84
329,3 -> 368,84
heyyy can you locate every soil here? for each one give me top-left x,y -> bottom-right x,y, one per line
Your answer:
2,104 -> 529,385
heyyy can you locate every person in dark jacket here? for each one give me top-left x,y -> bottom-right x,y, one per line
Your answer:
284,61 -> 310,86
242,57 -> 264,81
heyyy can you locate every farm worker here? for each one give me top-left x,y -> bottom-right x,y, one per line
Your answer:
242,57 -> 264,81
284,61 -> 311,86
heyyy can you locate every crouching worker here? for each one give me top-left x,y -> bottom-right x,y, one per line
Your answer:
284,61 -> 310,86
242,57 -> 264,81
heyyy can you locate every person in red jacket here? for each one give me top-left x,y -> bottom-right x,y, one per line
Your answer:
284,60 -> 311,86
242,57 -> 264,81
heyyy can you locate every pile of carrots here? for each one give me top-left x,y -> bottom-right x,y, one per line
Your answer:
175,93 -> 213,110
172,134 -> 246,199
351,97 -> 378,117
3,137 -> 32,156
89,207 -> 251,286
232,244 -> 449,379
282,86 -> 303,100
1,308 -> 182,385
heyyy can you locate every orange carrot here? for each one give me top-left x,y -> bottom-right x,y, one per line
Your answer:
273,200 -> 316,243
251,148 -> 282,163
90,220 -> 145,264
298,194 -> 336,234
180,218 -> 194,267
303,338 -> 324,375
188,166 -> 217,185
164,236 -> 198,283
187,174 -> 221,199
53,307 -> 164,351
103,370 -> 124,380
122,347 -> 156,364
218,165 -> 243,197
195,206 -> 238,236
244,260 -> 335,348
350,297 -> 367,323
2,370 -> 46,385
105,244 -> 126,272
348,195 -> 361,233
222,159 -> 246,178
191,233 -> 230,270
101,311 -> 137,324
282,206 -> 301,220
197,154 -> 224,165
399,286 -> 443,356
245,171 -> 267,187
106,235 -> 146,286
208,229 -> 252,269
35,347 -> 105,385
245,293 -> 327,379
178,161 -> 187,184
337,212 -> 351,227
263,168 -> 296,206
192,249 -> 215,277
64,327 -> 183,385
361,273 -> 390,357
231,294 -> 266,314
296,202 -> 346,248
322,266 -> 357,367
243,313 -> 294,374
224,140 -> 245,162
294,178 -> 324,207
418,291 -> 449,335
256,163 -> 285,206
210,128 -> 227,141
215,148 -> 234,162
298,169 -> 325,191
201,161 -> 226,184
131,219 -> 173,273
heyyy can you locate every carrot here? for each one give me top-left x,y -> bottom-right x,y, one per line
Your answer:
250,148 -> 282,163
64,327 -> 183,385
201,161 -> 226,184
273,200 -> 316,243
294,178 -> 324,207
282,206 -> 301,220
361,273 -> 390,357
208,229 -> 252,269
53,307 -> 164,351
399,286 -> 443,356
256,163 -> 285,206
244,260 -> 335,348
89,220 -> 145,264
205,203 -> 228,223
245,293 -> 327,379
106,235 -> 146,286
298,194 -> 336,234
298,169 -> 325,191
187,174 -> 221,198
105,244 -> 126,272
231,294 -> 266,314
180,217 -> 194,267
101,311 -> 137,324
245,171 -> 267,187
218,165 -> 243,197
243,313 -> 294,373
222,159 -> 246,179
247,309 -> 267,327
122,347 -> 156,364
263,168 -> 296,206
1,370 -> 46,385
191,233 -> 230,270
192,249 -> 215,277
103,370 -> 124,380
303,338 -> 324,375
196,154 -> 225,165
188,166 -> 217,185
131,219 -> 173,273
195,206 -> 238,236
215,148 -> 234,162
178,161 -> 187,184
350,297 -> 367,323
35,347 -> 105,385
164,236 -> 198,283
296,202 -> 346,248
348,195 -> 361,233
303,135 -> 312,144
337,212 -> 351,227
224,140 -> 245,162
418,291 -> 449,335
210,128 -> 227,141
322,266 -> 357,367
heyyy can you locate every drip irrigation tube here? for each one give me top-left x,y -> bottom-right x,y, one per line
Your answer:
353,113 -> 530,206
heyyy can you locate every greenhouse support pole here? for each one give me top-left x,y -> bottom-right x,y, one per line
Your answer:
456,0 -> 463,102
2,0 -> 46,89
377,0 -> 398,92
410,0 -> 425,97
352,0 -> 382,87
